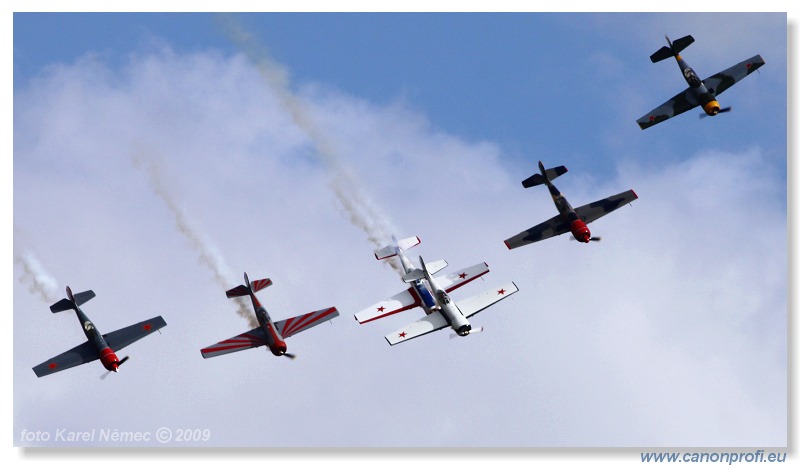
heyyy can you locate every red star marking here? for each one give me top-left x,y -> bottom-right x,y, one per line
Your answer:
458,273 -> 467,279
649,116 -> 655,122
399,331 -> 407,338
497,289 -> 506,295
143,323 -> 152,331
746,63 -> 752,69
48,363 -> 58,369
377,306 -> 385,312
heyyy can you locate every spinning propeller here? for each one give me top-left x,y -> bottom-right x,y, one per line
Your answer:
450,326 -> 485,339
570,236 -> 602,242
700,106 -> 732,118
99,356 -> 129,380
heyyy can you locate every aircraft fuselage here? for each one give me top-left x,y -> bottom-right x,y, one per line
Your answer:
423,263 -> 472,336
70,304 -> 121,373
674,54 -> 720,116
544,179 -> 592,243
397,251 -> 438,314
248,291 -> 287,356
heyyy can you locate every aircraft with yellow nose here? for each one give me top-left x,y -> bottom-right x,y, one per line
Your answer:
636,34 -> 764,130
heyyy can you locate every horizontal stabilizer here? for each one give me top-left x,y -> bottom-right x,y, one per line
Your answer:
425,259 -> 448,275
401,269 -> 424,283
374,236 -> 421,260
50,289 -> 95,313
251,278 -> 272,293
522,165 -> 567,188
72,290 -> 96,306
671,35 -> 694,53
226,285 -> 250,298
649,46 -> 673,63
650,34 -> 694,63
49,299 -> 74,313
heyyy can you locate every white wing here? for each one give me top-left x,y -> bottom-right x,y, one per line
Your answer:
384,311 -> 450,346
456,282 -> 519,318
435,262 -> 490,292
354,287 -> 420,324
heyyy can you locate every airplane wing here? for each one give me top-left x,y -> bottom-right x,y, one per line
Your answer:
636,87 -> 699,129
355,288 -> 420,324
103,316 -> 167,351
504,213 -> 570,249
200,327 -> 268,359
275,307 -> 339,338
573,190 -> 638,225
32,341 -> 98,377
456,282 -> 519,318
384,311 -> 450,346
702,54 -> 765,97
436,262 -> 490,293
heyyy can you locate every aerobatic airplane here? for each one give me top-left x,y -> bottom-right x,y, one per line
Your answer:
636,34 -> 764,129
504,161 -> 637,249
356,236 -> 518,345
201,273 -> 339,359
32,287 -> 167,378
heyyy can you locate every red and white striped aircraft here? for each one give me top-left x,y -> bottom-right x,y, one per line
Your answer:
200,273 -> 338,360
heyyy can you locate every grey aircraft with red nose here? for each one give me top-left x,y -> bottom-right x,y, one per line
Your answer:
200,273 -> 339,360
504,161 -> 638,249
637,34 -> 765,129
32,287 -> 167,378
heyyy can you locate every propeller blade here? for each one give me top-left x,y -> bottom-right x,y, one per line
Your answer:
100,370 -> 112,380
117,356 -> 130,367
283,352 -> 297,360
700,106 -> 732,119
449,326 -> 485,339
590,236 -> 602,242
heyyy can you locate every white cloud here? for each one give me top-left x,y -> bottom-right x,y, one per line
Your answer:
13,42 -> 785,447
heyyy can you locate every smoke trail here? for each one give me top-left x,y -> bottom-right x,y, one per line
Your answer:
14,250 -> 59,304
216,14 -> 404,275
132,153 -> 258,328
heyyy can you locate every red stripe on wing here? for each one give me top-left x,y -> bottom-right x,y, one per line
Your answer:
281,307 -> 337,337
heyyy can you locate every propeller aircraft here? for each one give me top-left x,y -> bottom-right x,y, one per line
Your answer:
504,161 -> 637,249
200,273 -> 339,360
636,34 -> 764,129
32,286 -> 167,378
356,236 -> 518,345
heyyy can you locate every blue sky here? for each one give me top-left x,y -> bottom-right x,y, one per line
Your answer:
7,6 -> 793,462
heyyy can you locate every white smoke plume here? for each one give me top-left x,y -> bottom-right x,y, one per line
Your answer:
216,14 -> 404,275
14,250 -> 59,304
132,153 -> 258,328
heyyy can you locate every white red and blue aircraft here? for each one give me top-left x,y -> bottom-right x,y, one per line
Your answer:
201,273 -> 339,360
32,286 -> 167,378
356,236 -> 518,345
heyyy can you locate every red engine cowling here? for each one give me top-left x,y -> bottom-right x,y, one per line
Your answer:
269,341 -> 288,357
570,219 -> 591,243
98,347 -> 120,371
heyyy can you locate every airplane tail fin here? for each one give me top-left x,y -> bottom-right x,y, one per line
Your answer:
50,287 -> 95,313
521,162 -> 568,188
374,235 -> 421,260
650,34 -> 694,63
